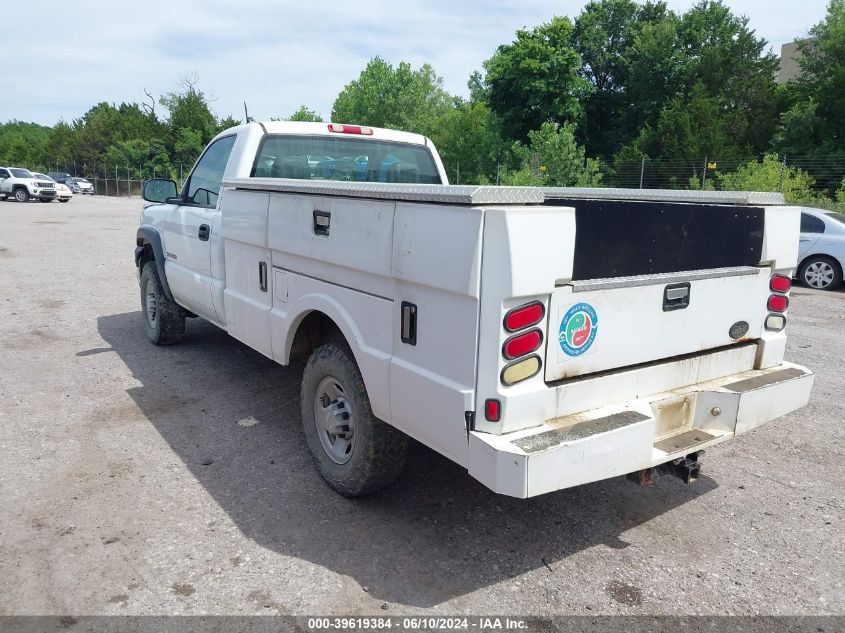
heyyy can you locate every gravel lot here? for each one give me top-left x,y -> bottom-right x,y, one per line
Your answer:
0,195 -> 842,616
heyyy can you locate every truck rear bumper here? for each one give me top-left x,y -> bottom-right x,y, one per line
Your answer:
467,361 -> 813,498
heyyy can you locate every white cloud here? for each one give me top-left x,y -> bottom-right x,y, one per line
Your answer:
0,0 -> 829,126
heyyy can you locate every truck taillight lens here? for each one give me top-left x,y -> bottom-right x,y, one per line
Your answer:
501,356 -> 541,386
504,301 -> 545,332
502,329 -> 543,360
770,275 -> 792,293
328,123 -> 373,136
484,399 -> 501,422
765,314 -> 786,331
767,295 -> 789,312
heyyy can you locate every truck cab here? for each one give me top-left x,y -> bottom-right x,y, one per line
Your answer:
135,121 -> 813,499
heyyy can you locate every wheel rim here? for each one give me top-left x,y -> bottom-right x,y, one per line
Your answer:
145,279 -> 157,326
313,376 -> 355,464
804,261 -> 835,289
14,190 -> 26,201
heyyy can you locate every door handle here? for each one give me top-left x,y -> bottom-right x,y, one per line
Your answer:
258,261 -> 268,293
198,224 -> 210,241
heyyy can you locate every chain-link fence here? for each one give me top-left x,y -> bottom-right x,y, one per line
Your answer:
41,154 -> 845,209
41,162 -> 190,197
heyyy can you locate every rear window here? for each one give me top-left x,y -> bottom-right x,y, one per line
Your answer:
252,134 -> 441,184
825,212 -> 845,225
801,212 -> 826,234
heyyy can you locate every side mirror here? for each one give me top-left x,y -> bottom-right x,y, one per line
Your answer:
143,179 -> 178,203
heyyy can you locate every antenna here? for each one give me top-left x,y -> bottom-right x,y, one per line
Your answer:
244,101 -> 253,123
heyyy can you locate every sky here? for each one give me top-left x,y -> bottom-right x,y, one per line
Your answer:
0,0 -> 832,127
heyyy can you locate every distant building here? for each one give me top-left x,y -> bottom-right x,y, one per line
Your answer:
777,39 -> 814,84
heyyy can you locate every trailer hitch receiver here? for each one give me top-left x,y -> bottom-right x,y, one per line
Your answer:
662,452 -> 701,484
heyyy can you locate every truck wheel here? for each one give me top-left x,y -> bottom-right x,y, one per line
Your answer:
301,341 -> 409,496
139,261 -> 186,344
799,256 -> 843,290
14,188 -> 29,202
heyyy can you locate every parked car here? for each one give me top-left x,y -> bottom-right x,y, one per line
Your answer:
47,172 -> 72,184
66,177 -> 94,194
0,167 -> 57,202
797,207 -> 845,290
32,173 -> 72,203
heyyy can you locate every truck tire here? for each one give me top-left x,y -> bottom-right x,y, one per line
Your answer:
14,188 -> 29,202
301,341 -> 409,496
139,261 -> 186,344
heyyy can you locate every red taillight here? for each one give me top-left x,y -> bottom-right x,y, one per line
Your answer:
484,399 -> 501,422
504,302 -> 545,332
503,329 -> 543,360
770,275 -> 792,293
327,123 -> 373,136
767,294 -> 789,312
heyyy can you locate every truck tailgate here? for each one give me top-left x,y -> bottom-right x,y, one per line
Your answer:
545,266 -> 768,381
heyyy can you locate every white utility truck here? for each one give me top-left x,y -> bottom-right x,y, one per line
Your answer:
136,121 -> 813,498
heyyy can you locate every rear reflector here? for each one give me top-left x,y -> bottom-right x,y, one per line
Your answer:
501,355 -> 541,386
767,294 -> 789,312
327,123 -> 373,135
504,301 -> 545,332
502,329 -> 543,360
770,275 -> 792,293
484,399 -> 501,422
765,314 -> 787,331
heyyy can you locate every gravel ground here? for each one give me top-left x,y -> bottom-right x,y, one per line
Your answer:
0,195 -> 842,616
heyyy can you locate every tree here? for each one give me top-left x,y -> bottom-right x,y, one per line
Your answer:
331,58 -> 453,136
0,121 -> 50,168
217,115 -> 241,133
574,0 -> 641,156
286,106 -> 323,122
613,1 -> 783,186
159,78 -> 218,145
502,122 -> 602,187
718,155 -> 822,203
430,101 -> 507,184
482,17 -> 588,141
773,0 -> 845,193
173,128 -> 205,167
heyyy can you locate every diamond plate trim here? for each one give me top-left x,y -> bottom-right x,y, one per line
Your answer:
222,177 -> 545,205
543,187 -> 786,206
569,266 -> 760,292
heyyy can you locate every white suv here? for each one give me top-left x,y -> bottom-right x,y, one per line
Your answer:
0,167 -> 57,202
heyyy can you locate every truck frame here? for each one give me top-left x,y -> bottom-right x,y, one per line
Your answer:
135,121 -> 813,498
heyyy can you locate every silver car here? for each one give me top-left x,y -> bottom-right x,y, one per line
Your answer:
798,207 -> 845,290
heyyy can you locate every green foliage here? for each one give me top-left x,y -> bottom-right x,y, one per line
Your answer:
286,106 -> 323,122
483,17 -> 589,142
502,122 -> 603,187
217,115 -> 242,133
837,176 -> 845,202
773,0 -> 845,192
573,0 -> 641,156
430,101 -> 507,184
0,121 -> 50,168
173,128 -> 205,166
717,155 -> 822,203
159,84 -> 217,146
331,58 -> 452,137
